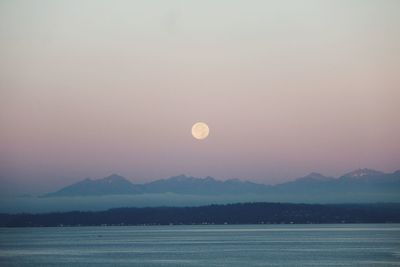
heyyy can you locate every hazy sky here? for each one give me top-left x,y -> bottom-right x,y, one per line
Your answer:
1,0 -> 399,193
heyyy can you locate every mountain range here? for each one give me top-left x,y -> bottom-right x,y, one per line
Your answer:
44,169 -> 400,202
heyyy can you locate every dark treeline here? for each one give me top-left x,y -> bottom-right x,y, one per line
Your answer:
1,203 -> 400,227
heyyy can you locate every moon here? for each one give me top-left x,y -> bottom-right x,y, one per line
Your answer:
191,122 -> 209,140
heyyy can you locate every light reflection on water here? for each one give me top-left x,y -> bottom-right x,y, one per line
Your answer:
0,224 -> 400,267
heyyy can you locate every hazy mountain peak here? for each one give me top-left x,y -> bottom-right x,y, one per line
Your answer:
204,176 -> 216,181
342,168 -> 384,178
101,174 -> 128,183
166,175 -> 217,182
226,178 -> 242,183
168,174 -> 192,181
307,172 -> 326,178
44,174 -> 136,197
295,172 -> 332,182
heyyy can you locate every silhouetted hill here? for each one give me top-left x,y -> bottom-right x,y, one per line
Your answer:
1,202 -> 400,227
341,168 -> 385,178
272,172 -> 335,194
45,174 -> 270,197
44,174 -> 141,197
140,175 -> 270,195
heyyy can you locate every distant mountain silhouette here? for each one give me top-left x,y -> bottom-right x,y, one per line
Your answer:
341,168 -> 385,178
44,169 -> 400,202
140,175 -> 269,195
44,174 -> 269,197
271,172 -> 335,194
270,169 -> 400,199
44,174 -> 141,197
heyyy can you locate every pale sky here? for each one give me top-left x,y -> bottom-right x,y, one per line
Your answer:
0,0 -> 399,194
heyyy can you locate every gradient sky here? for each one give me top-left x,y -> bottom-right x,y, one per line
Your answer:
1,0 -> 399,194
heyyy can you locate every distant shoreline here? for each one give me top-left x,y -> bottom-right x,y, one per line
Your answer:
1,202 -> 400,227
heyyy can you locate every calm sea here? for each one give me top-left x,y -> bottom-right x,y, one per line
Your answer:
0,224 -> 399,266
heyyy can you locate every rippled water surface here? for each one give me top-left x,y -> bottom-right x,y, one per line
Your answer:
1,224 -> 399,266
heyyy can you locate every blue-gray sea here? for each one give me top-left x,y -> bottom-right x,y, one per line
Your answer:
1,224 -> 399,266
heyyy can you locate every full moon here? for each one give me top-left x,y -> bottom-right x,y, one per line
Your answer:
191,122 -> 210,140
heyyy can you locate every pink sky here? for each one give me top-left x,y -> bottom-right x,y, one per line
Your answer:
0,0 -> 399,193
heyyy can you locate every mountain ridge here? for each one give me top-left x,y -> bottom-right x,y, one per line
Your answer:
44,169 -> 400,202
